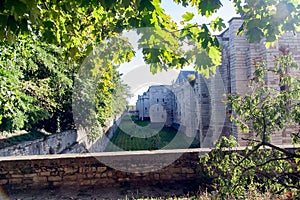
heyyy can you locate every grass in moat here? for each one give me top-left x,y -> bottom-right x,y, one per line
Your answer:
104,114 -> 200,151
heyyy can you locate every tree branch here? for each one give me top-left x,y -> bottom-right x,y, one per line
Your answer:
261,141 -> 300,158
255,169 -> 299,190
240,137 -> 300,158
242,156 -> 294,173
234,142 -> 263,168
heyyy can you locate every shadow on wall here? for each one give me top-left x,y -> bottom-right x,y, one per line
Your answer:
0,130 -> 47,149
0,130 -> 78,156
0,114 -> 124,157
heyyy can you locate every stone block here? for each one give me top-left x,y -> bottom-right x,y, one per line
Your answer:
63,175 -> 77,181
52,181 -> 62,186
168,168 -> 181,174
97,166 -> 107,173
48,176 -> 62,182
64,167 -> 78,174
86,173 -> 96,178
182,168 -> 194,174
0,171 -> 8,175
23,179 -> 34,184
90,167 -> 97,172
11,174 -> 24,178
76,174 -> 86,179
33,176 -> 47,183
106,171 -> 113,177
79,179 -> 91,185
39,171 -> 51,176
24,173 -> 36,178
95,173 -> 106,178
9,178 -> 22,184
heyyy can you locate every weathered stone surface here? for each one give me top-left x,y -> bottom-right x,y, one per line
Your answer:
48,176 -> 62,182
136,17 -> 299,147
0,114 -> 123,156
9,178 -> 22,184
0,149 -> 203,190
1,147 -> 295,190
0,130 -> 77,157
97,166 -> 107,173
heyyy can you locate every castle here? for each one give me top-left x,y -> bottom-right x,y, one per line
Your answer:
136,18 -> 300,147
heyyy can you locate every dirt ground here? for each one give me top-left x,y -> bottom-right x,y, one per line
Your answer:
5,182 -> 200,200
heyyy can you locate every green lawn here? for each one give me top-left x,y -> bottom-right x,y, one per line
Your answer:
105,114 -> 200,151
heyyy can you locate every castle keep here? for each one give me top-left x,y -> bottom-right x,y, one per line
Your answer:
136,17 -> 300,147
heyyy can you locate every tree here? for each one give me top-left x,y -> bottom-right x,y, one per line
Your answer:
200,50 -> 300,198
234,0 -> 300,45
111,72 -> 131,117
0,37 -> 73,132
1,0 -> 299,73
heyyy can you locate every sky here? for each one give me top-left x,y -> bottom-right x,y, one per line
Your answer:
118,0 -> 239,105
161,0 -> 239,30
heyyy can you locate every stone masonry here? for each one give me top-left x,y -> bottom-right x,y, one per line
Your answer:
0,115 -> 123,156
136,17 -> 300,147
218,17 -> 300,146
0,149 -> 202,190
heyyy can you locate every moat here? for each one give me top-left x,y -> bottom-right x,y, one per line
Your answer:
105,114 -> 200,152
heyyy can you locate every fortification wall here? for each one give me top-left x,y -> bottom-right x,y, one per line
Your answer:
0,130 -> 77,157
0,115 -> 123,156
219,18 -> 300,146
0,149 -> 203,190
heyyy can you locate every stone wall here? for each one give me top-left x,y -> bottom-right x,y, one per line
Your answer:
0,115 -> 123,156
149,85 -> 174,126
218,17 -> 300,146
69,114 -> 123,153
0,130 -> 77,157
134,17 -> 299,148
173,79 -> 198,137
136,91 -> 150,121
0,149 -> 203,190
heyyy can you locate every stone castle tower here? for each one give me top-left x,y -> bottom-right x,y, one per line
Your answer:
136,17 -> 300,147
218,17 -> 300,146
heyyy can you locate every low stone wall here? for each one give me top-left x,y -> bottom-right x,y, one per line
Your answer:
1,146 -> 297,190
0,114 -> 123,156
0,149 -> 205,190
0,130 -> 77,156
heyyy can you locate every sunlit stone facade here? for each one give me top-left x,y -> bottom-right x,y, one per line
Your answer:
136,17 -> 300,147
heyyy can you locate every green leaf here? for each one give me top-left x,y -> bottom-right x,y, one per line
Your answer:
182,12 -> 194,22
139,0 -> 155,11
210,17 -> 226,32
198,0 -> 222,17
208,45 -> 221,65
247,27 -> 263,43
